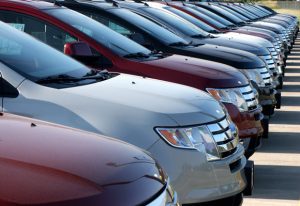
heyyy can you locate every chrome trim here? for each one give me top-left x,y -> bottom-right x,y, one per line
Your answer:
239,85 -> 258,109
207,117 -> 239,158
218,138 -> 239,153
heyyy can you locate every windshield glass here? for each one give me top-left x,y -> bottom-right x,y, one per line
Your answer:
208,5 -> 244,24
190,5 -> 235,27
142,7 -> 208,38
0,21 -> 91,81
45,8 -> 151,57
218,5 -> 250,21
164,6 -> 216,33
227,5 -> 258,19
183,6 -> 227,29
109,8 -> 188,45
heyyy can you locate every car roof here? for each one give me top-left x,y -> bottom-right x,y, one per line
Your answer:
81,1 -> 118,9
0,0 -> 61,10
116,1 -> 148,9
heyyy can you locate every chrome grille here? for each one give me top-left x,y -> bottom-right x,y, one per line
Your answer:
274,42 -> 280,53
268,47 -> 278,62
263,55 -> 275,71
240,85 -> 258,110
257,66 -> 272,85
207,117 -> 239,158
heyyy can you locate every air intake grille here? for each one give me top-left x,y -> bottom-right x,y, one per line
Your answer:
268,47 -> 278,62
240,85 -> 258,111
257,66 -> 272,86
207,117 -> 239,159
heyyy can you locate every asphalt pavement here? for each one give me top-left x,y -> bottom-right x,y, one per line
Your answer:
243,34 -> 300,206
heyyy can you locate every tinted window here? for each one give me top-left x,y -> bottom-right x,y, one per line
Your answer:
45,8 -> 151,57
142,7 -> 208,38
0,21 -> 90,81
164,6 -> 216,33
0,10 -> 78,52
208,5 -> 244,24
183,6 -> 227,29
109,8 -> 188,45
191,6 -> 235,27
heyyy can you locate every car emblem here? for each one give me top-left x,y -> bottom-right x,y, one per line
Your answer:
238,81 -> 242,84
216,110 -> 220,114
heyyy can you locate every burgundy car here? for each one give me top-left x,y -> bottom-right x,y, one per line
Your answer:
0,112 -> 178,205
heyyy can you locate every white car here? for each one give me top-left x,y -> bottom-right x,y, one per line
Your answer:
0,21 -> 248,205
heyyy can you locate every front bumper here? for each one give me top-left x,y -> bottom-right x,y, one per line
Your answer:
148,141 -> 247,204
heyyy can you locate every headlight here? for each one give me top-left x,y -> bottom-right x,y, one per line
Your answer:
156,126 -> 220,161
206,88 -> 248,112
241,69 -> 265,87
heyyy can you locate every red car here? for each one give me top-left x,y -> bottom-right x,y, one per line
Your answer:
0,0 -> 264,157
0,113 -> 178,205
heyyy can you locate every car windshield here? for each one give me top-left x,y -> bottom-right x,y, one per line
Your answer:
109,8 -> 188,45
183,6 -> 227,29
0,21 -> 91,81
164,6 -> 216,33
218,5 -> 250,21
190,5 -> 235,27
44,8 -> 151,57
208,5 -> 244,24
142,7 -> 208,38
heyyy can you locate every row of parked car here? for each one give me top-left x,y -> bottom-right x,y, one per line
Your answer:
0,0 -> 298,205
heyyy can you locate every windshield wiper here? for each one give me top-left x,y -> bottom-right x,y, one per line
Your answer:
123,52 -> 150,59
82,69 -> 112,80
190,34 -> 206,38
35,74 -> 80,84
36,70 -> 111,84
168,41 -> 189,47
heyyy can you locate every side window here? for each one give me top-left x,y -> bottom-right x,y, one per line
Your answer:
81,11 -> 153,49
0,10 -> 78,52
83,11 -> 134,37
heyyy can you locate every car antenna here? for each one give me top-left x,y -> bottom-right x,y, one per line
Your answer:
132,0 -> 149,6
162,0 -> 170,6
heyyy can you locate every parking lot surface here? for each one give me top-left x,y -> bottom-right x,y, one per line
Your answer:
244,35 -> 300,206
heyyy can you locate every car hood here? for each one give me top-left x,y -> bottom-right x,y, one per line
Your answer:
145,54 -> 249,88
230,29 -> 275,43
234,28 -> 276,41
170,43 -> 266,69
18,73 -> 225,148
238,26 -> 279,38
195,35 -> 270,56
0,113 -> 166,205
249,22 -> 285,32
218,32 -> 274,48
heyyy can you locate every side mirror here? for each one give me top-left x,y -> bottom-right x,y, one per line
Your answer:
64,41 -> 93,57
0,74 -> 19,98
64,41 -> 104,67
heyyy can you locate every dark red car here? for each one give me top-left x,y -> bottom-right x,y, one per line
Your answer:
0,113 -> 178,205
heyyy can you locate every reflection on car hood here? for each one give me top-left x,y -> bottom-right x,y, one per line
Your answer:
196,36 -> 270,56
218,32 -> 274,48
145,54 -> 249,88
172,43 -> 266,68
18,73 -> 225,148
0,113 -> 166,205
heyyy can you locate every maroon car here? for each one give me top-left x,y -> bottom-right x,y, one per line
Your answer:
0,112 -> 178,205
